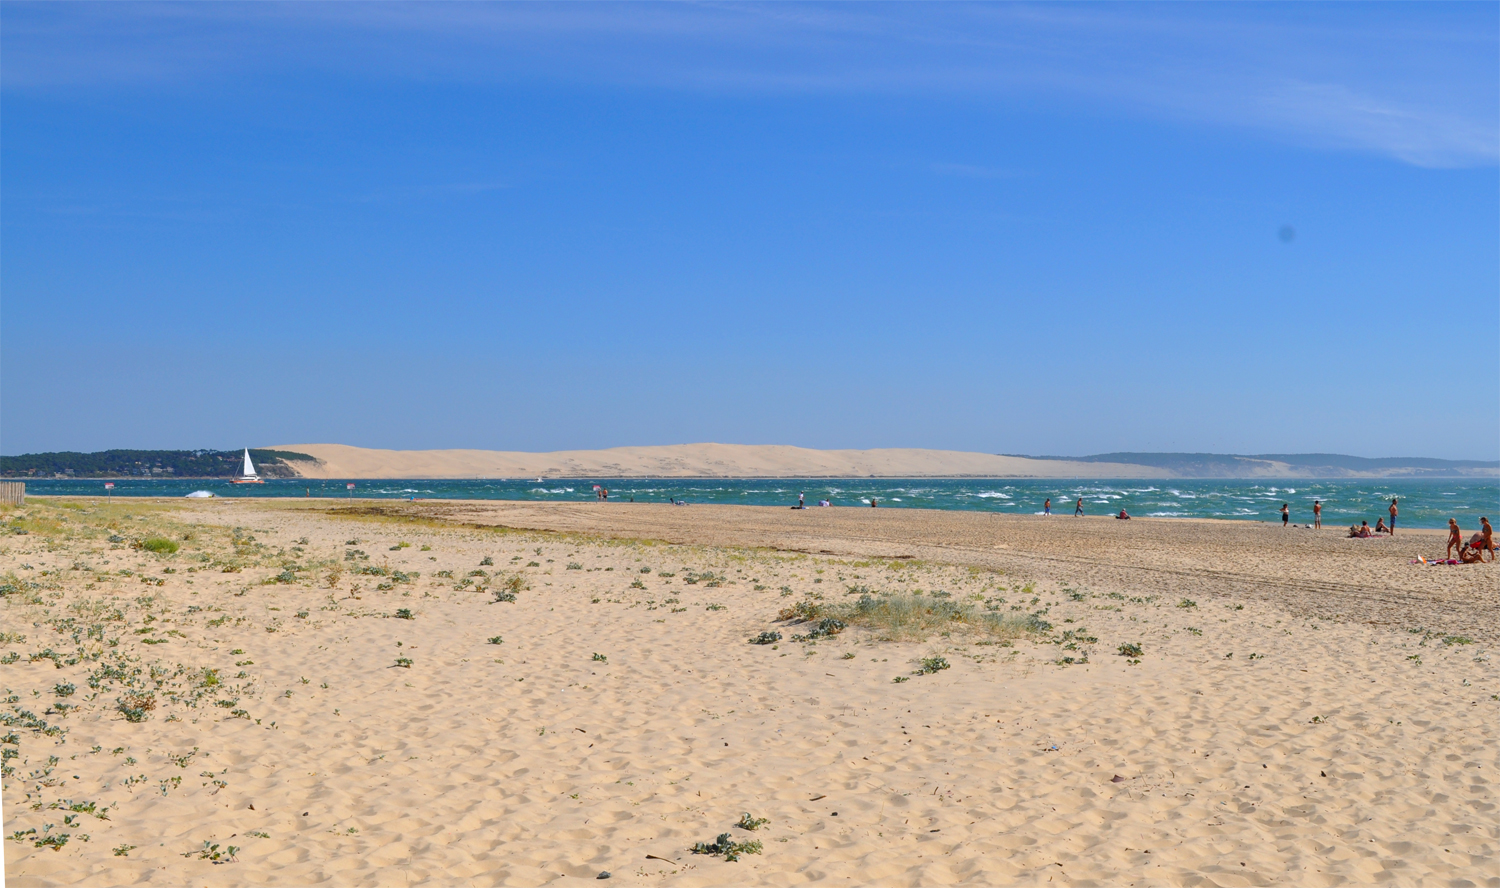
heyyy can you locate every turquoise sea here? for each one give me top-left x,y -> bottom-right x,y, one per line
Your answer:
19,477 -> 1498,530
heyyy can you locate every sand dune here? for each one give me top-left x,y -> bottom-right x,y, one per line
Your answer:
270,443 -> 1170,480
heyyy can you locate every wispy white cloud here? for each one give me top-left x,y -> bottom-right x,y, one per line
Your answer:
3,2 -> 1494,167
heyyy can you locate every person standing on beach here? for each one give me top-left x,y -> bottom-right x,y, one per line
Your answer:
1074,498 -> 1084,517
1044,498 -> 1052,516
799,492 -> 805,509
1280,503 -> 1289,527
1447,519 -> 1463,559
1313,500 -> 1322,529
1388,498 -> 1397,536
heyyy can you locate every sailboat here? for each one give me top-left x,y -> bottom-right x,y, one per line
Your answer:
231,449 -> 264,484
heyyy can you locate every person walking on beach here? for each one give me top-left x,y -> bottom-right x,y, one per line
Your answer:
798,491 -> 805,509
1447,519 -> 1463,559
1313,500 -> 1322,529
1044,498 -> 1052,516
1280,503 -> 1289,527
1074,498 -> 1084,517
1388,498 -> 1398,536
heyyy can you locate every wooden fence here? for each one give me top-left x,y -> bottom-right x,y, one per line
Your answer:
0,482 -> 24,506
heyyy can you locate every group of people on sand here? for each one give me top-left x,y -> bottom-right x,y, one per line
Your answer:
1339,497 -> 1402,537
1446,517 -> 1494,563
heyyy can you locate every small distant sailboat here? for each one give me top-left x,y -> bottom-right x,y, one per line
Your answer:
231,449 -> 264,484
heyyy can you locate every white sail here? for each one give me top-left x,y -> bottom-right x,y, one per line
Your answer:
241,449 -> 258,479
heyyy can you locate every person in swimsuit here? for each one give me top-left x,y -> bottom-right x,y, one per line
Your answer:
1074,498 -> 1084,517
1280,503 -> 1289,527
1357,521 -> 1372,538
1470,517 -> 1495,561
1374,518 -> 1388,534
1447,519 -> 1463,559
1388,498 -> 1397,536
1044,498 -> 1051,516
1313,500 -> 1322,529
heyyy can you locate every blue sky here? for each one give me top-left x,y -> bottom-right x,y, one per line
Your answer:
2,2 -> 1496,459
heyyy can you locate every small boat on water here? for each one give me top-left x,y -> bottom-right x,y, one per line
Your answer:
231,449 -> 264,484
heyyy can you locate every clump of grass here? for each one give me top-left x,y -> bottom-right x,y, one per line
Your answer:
393,657 -> 412,669
1177,599 -> 1197,609
692,832 -> 762,862
117,692 -> 156,723
54,682 -> 76,697
393,609 -> 413,620
915,656 -> 950,674
491,573 -> 529,604
592,653 -> 608,663
487,636 -> 503,645
736,812 -> 769,831
1117,642 -> 1143,658
480,556 -> 493,566
781,592 -> 1050,642
791,618 -> 845,641
139,538 -> 179,554
748,631 -> 782,645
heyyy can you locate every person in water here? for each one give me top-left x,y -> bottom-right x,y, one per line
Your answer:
1447,519 -> 1464,559
1388,497 -> 1398,536
870,498 -> 878,508
1280,503 -> 1289,527
1313,500 -> 1322,529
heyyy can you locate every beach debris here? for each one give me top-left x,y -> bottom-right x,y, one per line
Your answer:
596,872 -> 611,879
1111,775 -> 1125,783
645,855 -> 676,864
809,795 -> 827,801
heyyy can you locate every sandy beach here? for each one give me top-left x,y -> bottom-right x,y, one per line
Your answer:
2,497 -> 1495,886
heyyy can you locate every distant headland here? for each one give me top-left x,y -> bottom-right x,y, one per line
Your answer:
3,444 -> 1493,481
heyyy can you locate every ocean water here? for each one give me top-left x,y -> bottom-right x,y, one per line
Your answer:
18,477 -> 1498,530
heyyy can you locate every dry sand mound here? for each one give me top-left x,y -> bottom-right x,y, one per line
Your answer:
270,443 -> 1169,480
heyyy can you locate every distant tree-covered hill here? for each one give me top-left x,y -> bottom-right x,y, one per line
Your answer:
0,449 -> 319,479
